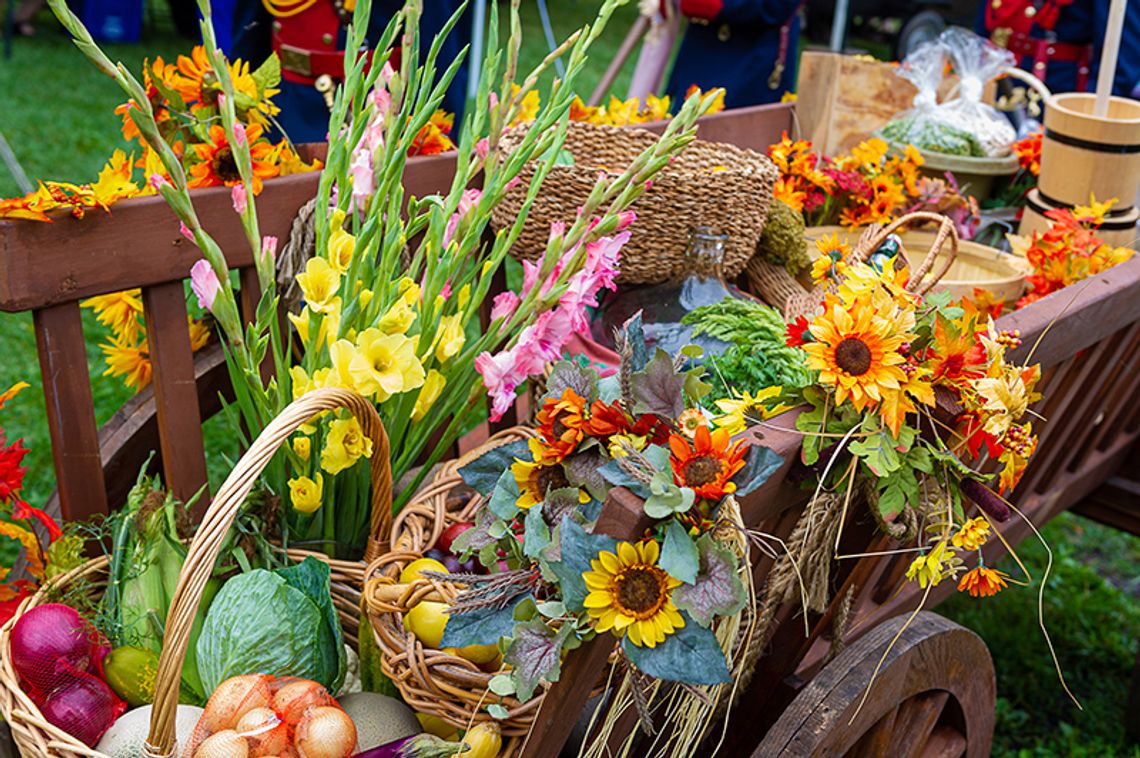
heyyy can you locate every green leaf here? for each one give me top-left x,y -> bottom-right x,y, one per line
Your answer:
545,360 -> 599,404
536,601 -> 566,618
848,431 -> 902,477
549,517 -> 617,613
488,703 -> 510,719
598,459 -> 650,499
563,449 -> 608,501
632,349 -> 685,418
876,483 -> 907,520
523,503 -> 551,559
489,673 -> 516,696
486,468 -> 522,519
251,52 -> 282,95
683,368 -> 712,404
673,535 -> 747,626
620,312 -> 650,372
459,440 -> 530,496
732,445 -> 784,497
505,620 -> 571,701
440,592 -> 532,648
621,612 -> 731,685
660,520 -> 699,584
642,444 -> 670,472
643,472 -> 695,519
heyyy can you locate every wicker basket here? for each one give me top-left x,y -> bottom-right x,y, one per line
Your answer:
490,121 -> 778,284
363,427 -> 551,756
746,212 -> 967,320
0,388 -> 391,757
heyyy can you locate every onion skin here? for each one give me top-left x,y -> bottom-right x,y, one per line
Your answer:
194,729 -> 250,758
11,604 -> 105,695
201,674 -> 273,732
273,678 -> 333,722
40,676 -> 125,747
295,706 -> 357,758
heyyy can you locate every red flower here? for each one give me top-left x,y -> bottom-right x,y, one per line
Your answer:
786,315 -> 812,347
0,437 -> 28,502
12,500 -> 62,543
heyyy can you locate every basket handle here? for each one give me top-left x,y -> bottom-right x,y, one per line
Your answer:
853,211 -> 960,296
142,387 -> 392,757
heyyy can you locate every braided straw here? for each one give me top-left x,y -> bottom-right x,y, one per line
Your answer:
491,121 -> 778,285
362,427 -> 566,749
0,387 -> 390,757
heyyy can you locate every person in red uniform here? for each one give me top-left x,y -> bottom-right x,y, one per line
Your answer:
665,0 -> 802,108
232,0 -> 469,143
979,0 -> 1140,96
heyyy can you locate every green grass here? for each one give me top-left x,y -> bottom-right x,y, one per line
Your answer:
1,3 -> 1139,755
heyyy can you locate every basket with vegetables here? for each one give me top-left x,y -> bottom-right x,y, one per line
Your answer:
0,388 -> 438,757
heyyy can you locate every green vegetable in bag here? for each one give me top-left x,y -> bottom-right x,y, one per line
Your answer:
196,557 -> 346,695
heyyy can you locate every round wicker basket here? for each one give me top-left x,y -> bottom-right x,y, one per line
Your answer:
490,121 -> 778,285
363,427 -> 545,756
0,388 -> 391,758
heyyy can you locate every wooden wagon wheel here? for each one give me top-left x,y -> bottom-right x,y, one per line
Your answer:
758,611 -> 995,758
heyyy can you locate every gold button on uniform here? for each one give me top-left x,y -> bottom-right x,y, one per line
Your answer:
1025,5 -> 1036,16
322,32 -> 334,45
717,24 -> 731,42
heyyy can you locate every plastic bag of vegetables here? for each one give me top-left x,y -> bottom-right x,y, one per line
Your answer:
184,674 -> 357,758
196,557 -> 346,695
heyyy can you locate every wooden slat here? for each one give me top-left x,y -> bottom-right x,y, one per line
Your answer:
142,282 -> 209,512
33,302 -> 108,522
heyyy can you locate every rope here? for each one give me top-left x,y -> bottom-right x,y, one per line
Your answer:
278,196 -> 320,314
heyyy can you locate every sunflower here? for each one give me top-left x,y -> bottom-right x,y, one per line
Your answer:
536,388 -> 588,462
583,540 -> 685,648
188,124 -> 278,193
802,302 -> 909,412
669,425 -> 747,500
511,440 -> 588,509
810,233 -> 851,285
101,337 -> 152,391
957,566 -> 1008,597
83,289 -> 143,343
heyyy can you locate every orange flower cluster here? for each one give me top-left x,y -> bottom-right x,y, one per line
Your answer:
767,133 -> 926,228
1013,196 -> 1135,309
1,46 -> 319,222
509,86 -> 724,129
1013,130 -> 1042,177
409,110 -> 457,156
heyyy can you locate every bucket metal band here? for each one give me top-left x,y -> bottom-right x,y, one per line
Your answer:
1035,189 -> 1136,218
1027,193 -> 1139,230
1044,127 -> 1140,154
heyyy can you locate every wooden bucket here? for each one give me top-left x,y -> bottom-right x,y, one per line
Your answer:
1038,93 -> 1140,212
1018,188 -> 1140,248
803,225 -> 1030,304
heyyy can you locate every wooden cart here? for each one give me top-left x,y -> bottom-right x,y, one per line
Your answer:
1,101 -> 1138,756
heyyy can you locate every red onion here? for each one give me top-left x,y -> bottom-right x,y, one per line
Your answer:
10,604 -> 103,695
40,676 -> 125,747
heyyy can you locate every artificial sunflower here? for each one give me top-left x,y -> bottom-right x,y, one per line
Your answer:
511,440 -> 587,509
188,123 -> 279,193
536,388 -> 588,462
101,338 -> 152,391
957,566 -> 1008,597
802,301 -> 908,412
668,424 -> 747,500
583,540 -> 685,648
810,233 -> 851,285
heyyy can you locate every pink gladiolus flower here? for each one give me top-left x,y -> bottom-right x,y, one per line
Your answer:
179,222 -> 194,242
476,349 -> 525,421
444,189 -> 482,246
615,210 -> 636,231
190,259 -> 221,312
149,173 -> 168,191
261,236 -> 278,264
475,138 -> 490,159
231,184 -> 247,215
233,122 -> 247,147
348,148 -> 374,208
490,291 -> 519,322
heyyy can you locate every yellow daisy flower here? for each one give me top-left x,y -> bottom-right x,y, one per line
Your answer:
583,540 -> 685,648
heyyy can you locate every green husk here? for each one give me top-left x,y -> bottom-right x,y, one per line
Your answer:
757,199 -> 810,275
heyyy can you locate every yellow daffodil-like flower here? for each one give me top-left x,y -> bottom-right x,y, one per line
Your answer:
713,387 -> 788,435
957,566 -> 1008,597
583,540 -> 685,648
379,298 -> 417,335
296,256 -> 341,314
905,541 -> 953,589
412,369 -> 446,422
327,226 -> 356,274
346,328 -> 426,400
320,416 -> 374,474
293,436 -> 311,462
607,433 -> 648,459
802,301 -> 909,412
951,517 -> 991,551
434,314 -> 466,362
289,473 -> 323,514
290,365 -> 334,400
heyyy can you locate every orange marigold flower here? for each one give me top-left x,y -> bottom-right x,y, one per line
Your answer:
957,566 -> 1008,597
536,387 -> 589,462
668,425 -> 747,500
188,123 -> 279,193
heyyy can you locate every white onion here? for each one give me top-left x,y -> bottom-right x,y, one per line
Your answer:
295,706 -> 357,758
194,729 -> 250,758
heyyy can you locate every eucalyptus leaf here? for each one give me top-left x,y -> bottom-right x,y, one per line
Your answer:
459,440 -> 530,496
732,445 -> 785,497
488,673 -> 516,697
621,612 -> 731,686
440,592 -> 532,648
672,535 -> 747,625
660,520 -> 699,584
488,703 -> 510,719
549,517 -> 617,612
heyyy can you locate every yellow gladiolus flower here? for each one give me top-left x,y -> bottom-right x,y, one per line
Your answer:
434,314 -> 465,362
456,283 -> 471,310
296,256 -> 340,314
293,436 -> 311,462
413,369 -> 446,422
327,226 -> 356,274
397,277 -> 420,306
349,328 -> 426,400
320,416 -> 374,474
379,298 -> 417,335
289,473 -> 323,514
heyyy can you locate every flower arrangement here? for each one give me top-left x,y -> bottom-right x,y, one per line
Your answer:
746,252 -> 1042,599
767,133 -> 980,237
424,319 -> 780,725
1009,196 -> 1135,310
47,0 -> 721,556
